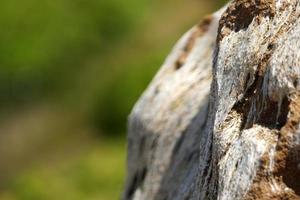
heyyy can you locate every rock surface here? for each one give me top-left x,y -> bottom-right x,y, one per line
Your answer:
124,1 -> 300,199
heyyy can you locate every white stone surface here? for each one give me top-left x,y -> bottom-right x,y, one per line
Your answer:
124,1 -> 300,199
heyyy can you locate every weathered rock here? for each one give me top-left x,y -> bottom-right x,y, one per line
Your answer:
124,1 -> 300,199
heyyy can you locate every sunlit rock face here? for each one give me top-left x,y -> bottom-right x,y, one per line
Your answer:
124,1 -> 300,199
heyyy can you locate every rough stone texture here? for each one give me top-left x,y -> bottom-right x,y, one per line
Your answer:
124,1 -> 300,199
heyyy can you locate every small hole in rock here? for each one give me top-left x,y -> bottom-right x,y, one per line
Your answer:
293,79 -> 298,88
175,60 -> 184,70
267,43 -> 275,50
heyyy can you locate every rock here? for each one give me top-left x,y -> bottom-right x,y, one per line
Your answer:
123,1 -> 300,199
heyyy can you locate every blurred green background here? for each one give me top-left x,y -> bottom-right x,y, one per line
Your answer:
0,0 -> 225,199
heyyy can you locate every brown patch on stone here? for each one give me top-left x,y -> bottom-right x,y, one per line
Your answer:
243,144 -> 299,200
274,94 -> 300,196
244,174 -> 299,200
243,94 -> 300,200
280,145 -> 300,196
217,0 -> 275,42
175,16 -> 213,70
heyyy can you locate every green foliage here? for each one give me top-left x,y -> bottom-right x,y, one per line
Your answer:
0,0 -> 145,103
5,139 -> 126,200
0,1 -> 224,199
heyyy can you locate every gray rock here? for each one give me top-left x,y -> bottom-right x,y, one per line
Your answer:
124,1 -> 300,199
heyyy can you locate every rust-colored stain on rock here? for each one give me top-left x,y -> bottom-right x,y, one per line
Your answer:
175,15 -> 213,70
217,0 -> 275,42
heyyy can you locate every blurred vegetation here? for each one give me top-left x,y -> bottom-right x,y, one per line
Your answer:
0,0 -> 225,199
0,0 -> 145,106
1,138 -> 126,200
